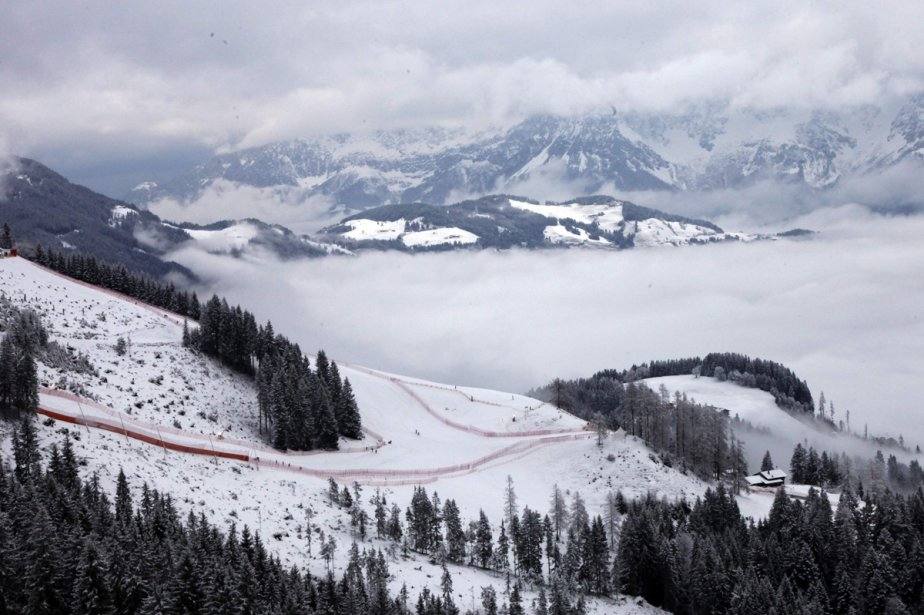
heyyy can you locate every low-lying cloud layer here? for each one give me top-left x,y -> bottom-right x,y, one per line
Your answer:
148,180 -> 344,233
169,206 -> 924,446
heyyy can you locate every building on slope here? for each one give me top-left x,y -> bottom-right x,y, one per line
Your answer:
745,469 -> 787,488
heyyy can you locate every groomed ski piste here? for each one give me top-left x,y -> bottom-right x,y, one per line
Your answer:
2,255 -> 692,613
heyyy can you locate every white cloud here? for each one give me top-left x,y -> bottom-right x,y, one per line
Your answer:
0,134 -> 19,200
148,180 -> 344,233
2,0 -> 921,165
168,207 -> 924,446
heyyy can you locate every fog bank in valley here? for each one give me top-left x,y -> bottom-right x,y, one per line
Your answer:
170,206 -> 924,446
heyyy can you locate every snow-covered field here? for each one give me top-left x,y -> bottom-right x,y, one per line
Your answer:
402,227 -> 479,248
510,198 -> 758,247
184,222 -> 261,251
0,255 -> 693,613
509,199 -> 629,234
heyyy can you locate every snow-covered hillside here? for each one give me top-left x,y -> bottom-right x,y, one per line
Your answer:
321,195 -> 789,252
642,374 -> 900,517
175,218 -> 353,258
0,255 -> 703,613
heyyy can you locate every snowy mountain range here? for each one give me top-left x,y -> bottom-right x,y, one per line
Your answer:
128,96 -> 924,215
2,157 -> 808,274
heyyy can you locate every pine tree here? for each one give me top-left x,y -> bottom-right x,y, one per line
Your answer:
72,538 -> 112,614
24,508 -> 66,613
505,475 -> 518,528
0,335 -> 14,416
13,415 -> 40,483
335,378 -> 363,439
535,586 -> 549,615
314,382 -> 339,450
790,443 -> 807,483
0,223 -> 12,249
550,484 -> 568,540
12,346 -> 38,414
494,521 -> 510,573
115,469 -> 133,526
440,564 -> 458,615
480,586 -> 498,615
475,510 -> 493,568
509,583 -> 524,615
761,450 -> 774,472
444,499 -> 466,564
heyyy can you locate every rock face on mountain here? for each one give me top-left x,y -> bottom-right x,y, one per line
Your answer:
319,194 -> 796,252
128,97 -> 923,216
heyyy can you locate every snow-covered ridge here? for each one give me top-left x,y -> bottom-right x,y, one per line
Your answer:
108,205 -> 139,227
509,198 -> 627,233
323,195 -> 776,251
185,221 -> 260,251
401,227 -> 478,248
341,218 -> 407,241
173,218 -> 353,258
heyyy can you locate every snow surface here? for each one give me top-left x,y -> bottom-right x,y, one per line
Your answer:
543,224 -> 612,246
401,227 -> 479,248
0,255 -> 693,613
109,205 -> 138,227
510,198 -> 626,233
644,375 -> 804,435
630,219 -> 718,247
186,222 -> 260,251
342,218 -> 407,241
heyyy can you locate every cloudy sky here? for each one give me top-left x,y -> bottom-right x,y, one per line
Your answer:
2,1 -> 922,195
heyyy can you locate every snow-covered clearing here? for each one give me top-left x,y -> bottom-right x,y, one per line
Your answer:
342,218 -> 406,241
543,224 -> 612,246
629,219 -> 720,246
643,375 -> 896,462
509,199 -> 626,233
0,255 -> 695,612
185,222 -> 261,252
401,227 -> 479,248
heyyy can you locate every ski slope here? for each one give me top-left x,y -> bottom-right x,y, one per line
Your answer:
0,255 -> 804,522
0,255 -> 705,612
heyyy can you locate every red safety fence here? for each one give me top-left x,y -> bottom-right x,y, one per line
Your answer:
41,388 -> 386,455
253,432 -> 594,485
35,401 -> 592,485
37,405 -> 249,462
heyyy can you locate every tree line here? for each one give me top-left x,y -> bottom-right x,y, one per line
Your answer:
32,247 -> 204,320
585,352 -> 815,414
184,297 -> 362,450
0,299 -> 40,420
28,247 -> 362,451
789,442 -> 924,495
616,481 -> 924,614
535,377 -> 747,484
